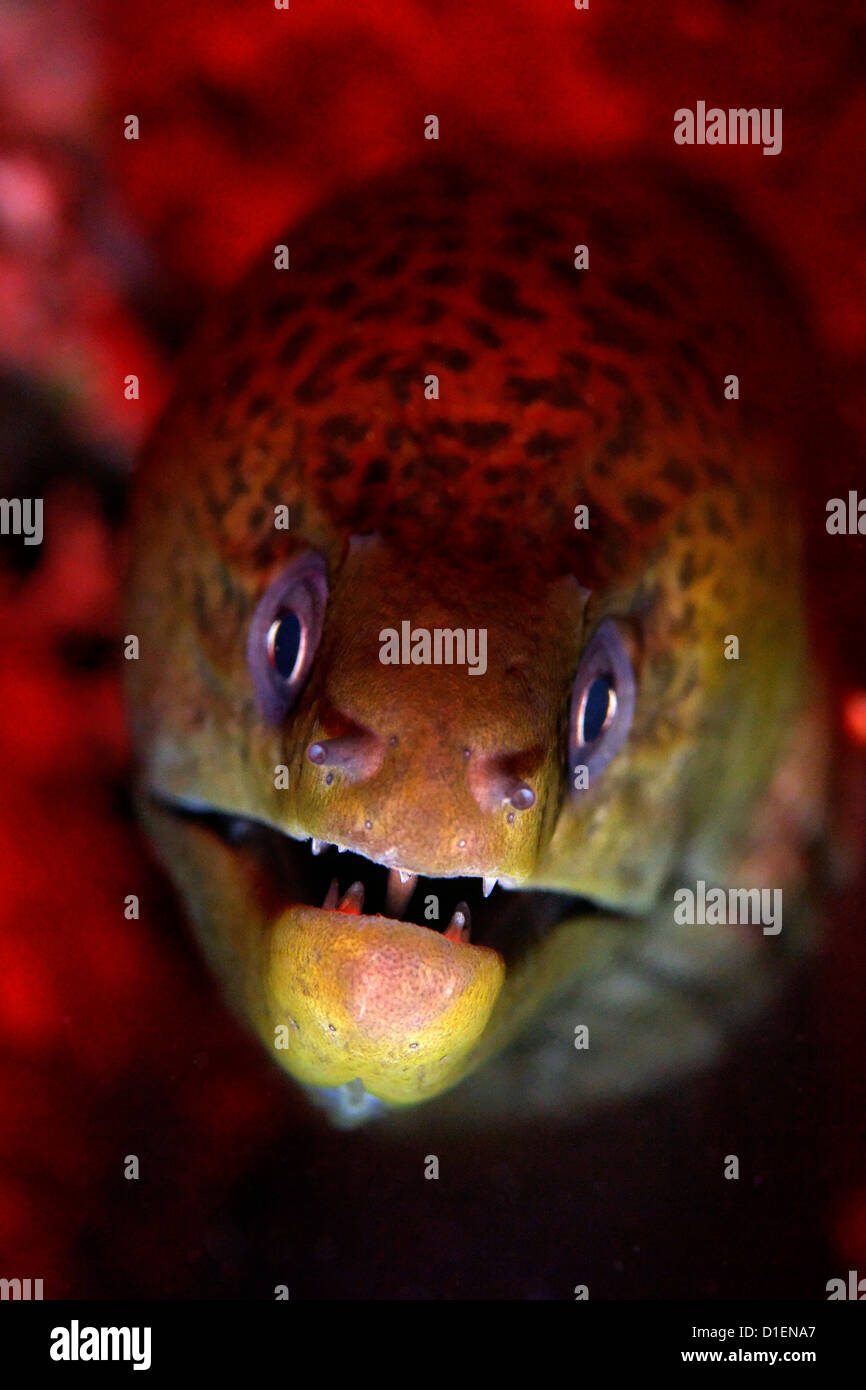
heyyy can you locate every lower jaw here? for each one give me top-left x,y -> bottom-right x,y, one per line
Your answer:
142,796 -> 626,1107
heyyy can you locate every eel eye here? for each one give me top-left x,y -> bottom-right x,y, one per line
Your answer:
247,551 -> 328,723
266,612 -> 303,680
568,617 -> 636,788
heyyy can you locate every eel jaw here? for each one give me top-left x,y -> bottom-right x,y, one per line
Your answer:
150,797 -> 615,1108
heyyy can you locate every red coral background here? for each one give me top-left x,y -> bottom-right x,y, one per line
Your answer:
0,0 -> 864,1298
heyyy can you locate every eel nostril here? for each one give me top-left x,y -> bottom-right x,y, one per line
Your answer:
306,730 -> 384,783
466,751 -> 537,814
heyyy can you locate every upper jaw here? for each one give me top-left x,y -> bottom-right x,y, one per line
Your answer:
148,786 -> 599,962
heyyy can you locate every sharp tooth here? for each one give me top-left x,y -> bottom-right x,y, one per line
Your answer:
482,876 -> 497,898
337,881 -> 365,914
445,902 -> 471,944
385,868 -> 418,918
322,878 -> 339,910
311,838 -> 329,856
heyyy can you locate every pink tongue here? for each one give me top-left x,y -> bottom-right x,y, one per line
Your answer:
263,904 -> 505,1105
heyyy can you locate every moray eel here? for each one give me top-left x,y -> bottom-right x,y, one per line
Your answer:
125,160 -> 824,1127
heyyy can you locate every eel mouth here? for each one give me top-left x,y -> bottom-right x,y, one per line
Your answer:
159,797 -> 600,965
153,795 -> 615,1107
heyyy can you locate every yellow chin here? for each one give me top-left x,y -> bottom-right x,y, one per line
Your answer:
263,906 -> 505,1105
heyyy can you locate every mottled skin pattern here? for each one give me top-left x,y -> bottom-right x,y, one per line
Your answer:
126,159 -> 822,1123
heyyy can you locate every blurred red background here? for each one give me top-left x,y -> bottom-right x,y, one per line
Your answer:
0,0 -> 864,1297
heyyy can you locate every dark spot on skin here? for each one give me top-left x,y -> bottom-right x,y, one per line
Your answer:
260,291 -> 307,334
702,457 -> 733,488
461,421 -> 511,449
294,373 -> 337,405
418,299 -> 447,324
479,271 -> 546,323
704,500 -> 732,537
434,235 -> 464,254
506,376 -> 548,406
484,466 -> 504,485
491,490 -> 523,512
562,350 -> 592,378
599,363 -> 630,388
597,394 -> 646,465
546,255 -> 585,289
613,277 -> 671,318
355,351 -> 393,382
426,418 -> 456,440
548,376 -> 586,410
662,456 -> 696,493
589,206 -> 632,260
248,505 -> 266,530
319,449 -> 353,483
504,208 -> 558,242
363,457 -> 390,486
306,243 -> 345,274
252,539 -> 274,569
325,279 -> 358,310
657,391 -> 683,424
679,552 -> 697,589
278,323 -> 317,367
293,342 -> 358,406
318,414 -> 369,445
389,365 -> 418,404
224,359 -> 254,397
425,344 -> 472,372
386,425 -> 402,451
226,472 -> 249,503
246,392 -> 273,419
372,251 -> 406,278
503,235 -> 535,258
525,430 -> 569,459
223,301 -> 250,347
624,493 -> 666,525
675,337 -> 716,397
581,303 -> 648,354
422,263 -> 465,286
464,318 -> 503,349
424,452 -> 470,481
